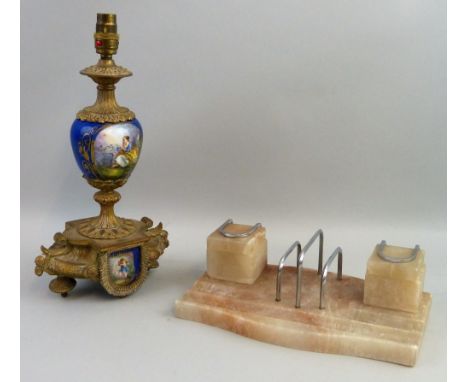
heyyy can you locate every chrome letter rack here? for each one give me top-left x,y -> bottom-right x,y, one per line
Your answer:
275,229 -> 343,309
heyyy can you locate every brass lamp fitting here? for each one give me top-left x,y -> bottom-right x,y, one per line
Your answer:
95,13 -> 119,59
77,13 -> 134,123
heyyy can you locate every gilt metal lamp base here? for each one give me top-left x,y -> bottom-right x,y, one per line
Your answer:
35,217 -> 169,297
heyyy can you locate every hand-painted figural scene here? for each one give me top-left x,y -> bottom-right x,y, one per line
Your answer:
108,247 -> 141,286
70,119 -> 143,181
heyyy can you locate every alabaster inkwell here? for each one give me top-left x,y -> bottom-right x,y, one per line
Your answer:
34,13 -> 169,297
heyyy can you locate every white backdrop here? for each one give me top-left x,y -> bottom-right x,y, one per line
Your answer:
21,1 -> 446,381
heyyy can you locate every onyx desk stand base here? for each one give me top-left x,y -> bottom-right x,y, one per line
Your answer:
175,265 -> 431,366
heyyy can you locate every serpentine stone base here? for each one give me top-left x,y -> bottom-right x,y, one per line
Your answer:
175,265 -> 431,366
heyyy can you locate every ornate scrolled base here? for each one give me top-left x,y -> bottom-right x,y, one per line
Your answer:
35,216 -> 169,297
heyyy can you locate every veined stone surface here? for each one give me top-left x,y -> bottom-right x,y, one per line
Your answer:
175,265 -> 431,366
364,245 -> 426,313
206,224 -> 267,284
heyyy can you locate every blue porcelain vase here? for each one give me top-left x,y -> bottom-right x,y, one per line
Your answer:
70,119 -> 143,181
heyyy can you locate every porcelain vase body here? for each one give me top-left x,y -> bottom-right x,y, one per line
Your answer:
70,119 -> 143,181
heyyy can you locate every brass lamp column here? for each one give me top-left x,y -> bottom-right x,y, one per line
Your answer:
34,13 -> 169,297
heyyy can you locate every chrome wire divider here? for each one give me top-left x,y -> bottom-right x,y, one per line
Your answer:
218,218 -> 262,238
275,241 -> 302,307
296,229 -> 324,308
319,247 -> 343,309
275,229 -> 324,308
377,240 -> 420,263
302,229 -> 324,275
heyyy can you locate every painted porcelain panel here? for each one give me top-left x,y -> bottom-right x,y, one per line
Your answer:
108,247 -> 142,286
70,119 -> 143,180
